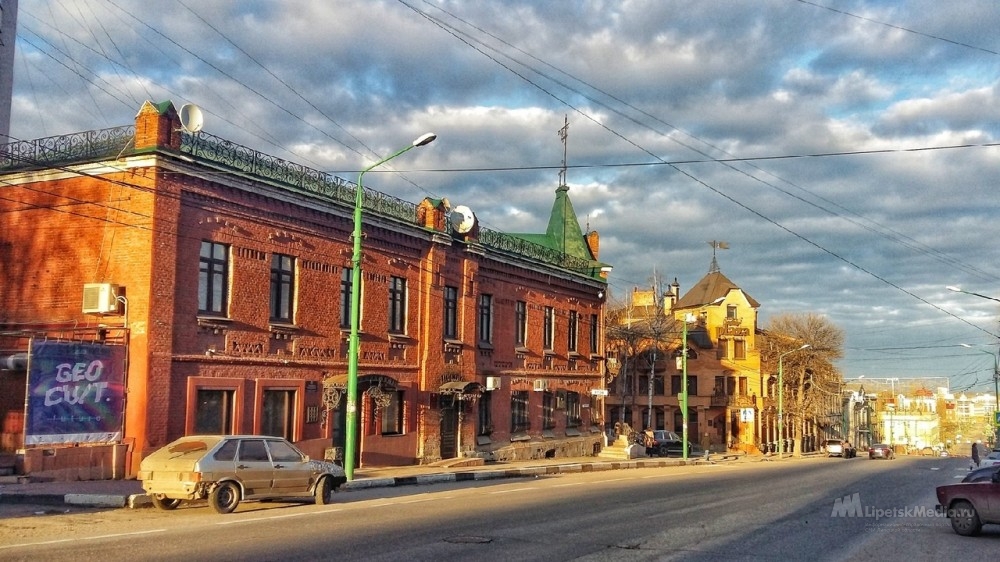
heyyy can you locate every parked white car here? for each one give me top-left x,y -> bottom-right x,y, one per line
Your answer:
979,449 -> 1000,468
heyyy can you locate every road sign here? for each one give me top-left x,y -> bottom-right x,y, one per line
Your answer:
590,389 -> 608,396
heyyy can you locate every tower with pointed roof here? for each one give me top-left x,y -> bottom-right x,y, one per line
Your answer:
672,249 -> 763,454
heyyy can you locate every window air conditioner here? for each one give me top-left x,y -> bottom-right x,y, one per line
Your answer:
485,376 -> 501,391
82,283 -> 120,314
533,379 -> 549,392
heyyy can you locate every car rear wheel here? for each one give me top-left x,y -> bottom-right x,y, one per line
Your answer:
150,495 -> 182,510
209,482 -> 241,514
314,476 -> 334,505
950,500 -> 982,536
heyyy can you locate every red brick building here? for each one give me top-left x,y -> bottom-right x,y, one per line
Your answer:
0,101 -> 609,479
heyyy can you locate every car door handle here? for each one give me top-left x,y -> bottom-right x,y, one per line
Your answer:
274,464 -> 285,469
237,464 -> 250,469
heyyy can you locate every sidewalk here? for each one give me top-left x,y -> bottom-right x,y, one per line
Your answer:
0,453 -> 753,510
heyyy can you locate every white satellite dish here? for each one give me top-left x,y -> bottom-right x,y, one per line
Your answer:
451,205 -> 476,234
179,104 -> 204,133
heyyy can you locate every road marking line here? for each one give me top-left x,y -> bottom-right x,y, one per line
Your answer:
0,529 -> 165,549
216,510 -> 330,525
489,487 -> 537,494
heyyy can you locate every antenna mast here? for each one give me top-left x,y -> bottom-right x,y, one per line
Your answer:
558,114 -> 569,187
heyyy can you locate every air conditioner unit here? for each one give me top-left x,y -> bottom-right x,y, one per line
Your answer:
485,376 -> 501,391
533,379 -> 549,392
82,283 -> 120,314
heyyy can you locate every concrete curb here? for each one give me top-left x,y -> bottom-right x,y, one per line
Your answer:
65,494 -> 126,508
2,455 -> 751,509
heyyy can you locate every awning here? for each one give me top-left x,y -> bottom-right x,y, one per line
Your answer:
438,380 -> 484,396
324,374 -> 398,390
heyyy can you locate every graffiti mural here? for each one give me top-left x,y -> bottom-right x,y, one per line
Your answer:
25,341 -> 126,445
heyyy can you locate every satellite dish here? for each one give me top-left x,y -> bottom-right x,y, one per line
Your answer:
179,104 -> 204,133
451,205 -> 476,234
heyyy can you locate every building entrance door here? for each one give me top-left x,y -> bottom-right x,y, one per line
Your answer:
440,406 -> 458,459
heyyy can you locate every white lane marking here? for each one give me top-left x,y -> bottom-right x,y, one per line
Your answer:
0,529 -> 165,550
216,510 -> 323,525
489,487 -> 538,494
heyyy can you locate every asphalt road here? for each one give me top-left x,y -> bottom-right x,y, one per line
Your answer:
0,455 -> 990,561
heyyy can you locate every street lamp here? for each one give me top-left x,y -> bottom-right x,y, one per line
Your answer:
948,286 -> 1000,304
344,132 -> 436,481
679,313 -> 696,460
778,343 -> 810,459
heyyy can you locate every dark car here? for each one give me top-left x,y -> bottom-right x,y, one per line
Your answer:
936,474 -> 1000,536
963,465 -> 1000,483
842,442 -> 857,458
869,443 -> 894,460
645,430 -> 690,457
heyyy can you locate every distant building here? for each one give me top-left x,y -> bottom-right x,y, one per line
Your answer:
0,101 -> 609,479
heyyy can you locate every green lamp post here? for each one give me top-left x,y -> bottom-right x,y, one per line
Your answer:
344,132 -> 436,481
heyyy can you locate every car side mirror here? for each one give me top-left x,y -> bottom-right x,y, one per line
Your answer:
992,471 -> 1000,484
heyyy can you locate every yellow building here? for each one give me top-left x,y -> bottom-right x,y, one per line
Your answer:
604,264 -> 763,453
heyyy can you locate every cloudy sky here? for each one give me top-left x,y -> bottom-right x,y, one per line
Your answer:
8,0 -> 1000,391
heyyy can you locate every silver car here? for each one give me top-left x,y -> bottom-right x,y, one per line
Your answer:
138,435 -> 347,514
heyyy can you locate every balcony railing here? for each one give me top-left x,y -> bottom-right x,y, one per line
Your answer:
710,394 -> 756,408
0,126 -> 600,277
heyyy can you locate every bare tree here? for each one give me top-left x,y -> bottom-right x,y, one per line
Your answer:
762,313 -> 844,456
605,289 -> 672,430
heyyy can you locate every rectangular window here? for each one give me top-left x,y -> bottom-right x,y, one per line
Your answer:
717,338 -> 729,360
261,389 -> 295,440
478,294 -> 493,344
542,391 -> 555,430
270,254 -> 295,322
194,389 -> 235,434
727,305 -> 737,319
567,311 -> 579,352
671,376 -> 698,396
339,268 -> 353,328
389,276 -> 407,334
640,374 -> 665,396
511,391 -> 529,433
198,241 -> 229,314
543,307 -> 555,350
589,313 -> 598,354
443,286 -> 458,339
478,391 -> 493,436
515,300 -> 528,346
566,391 -> 581,428
734,339 -> 747,360
381,391 -> 405,435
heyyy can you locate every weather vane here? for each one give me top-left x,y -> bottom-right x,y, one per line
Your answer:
708,240 -> 729,273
